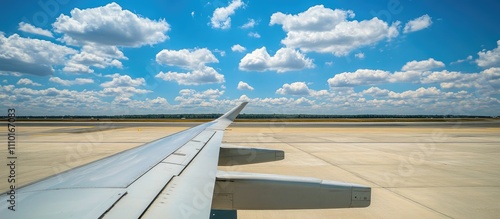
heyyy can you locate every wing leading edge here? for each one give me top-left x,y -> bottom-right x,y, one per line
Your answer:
0,102 -> 370,219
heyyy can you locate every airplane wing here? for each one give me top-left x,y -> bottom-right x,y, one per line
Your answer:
1,102 -> 370,219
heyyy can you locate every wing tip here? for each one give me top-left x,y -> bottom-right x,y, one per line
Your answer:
220,102 -> 248,121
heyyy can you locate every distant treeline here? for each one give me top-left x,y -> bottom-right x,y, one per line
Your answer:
13,114 -> 496,120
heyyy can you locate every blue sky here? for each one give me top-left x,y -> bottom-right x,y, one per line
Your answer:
0,0 -> 499,116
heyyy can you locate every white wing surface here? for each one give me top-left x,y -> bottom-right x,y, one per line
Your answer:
0,102 -> 370,219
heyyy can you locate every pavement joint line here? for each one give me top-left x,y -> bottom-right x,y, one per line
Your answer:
275,133 -> 454,219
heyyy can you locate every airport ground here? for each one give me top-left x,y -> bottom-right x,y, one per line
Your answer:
1,121 -> 499,218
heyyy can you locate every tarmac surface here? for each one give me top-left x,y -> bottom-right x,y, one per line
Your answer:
1,121 -> 499,218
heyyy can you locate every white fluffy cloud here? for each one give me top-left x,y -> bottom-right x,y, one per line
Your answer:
359,86 -> 475,113
0,33 -> 76,76
248,32 -> 261,38
328,69 -> 391,87
241,19 -> 256,29
64,45 -> 127,73
403,14 -> 432,33
49,77 -> 94,86
237,81 -> 254,90
18,22 -> 53,38
276,82 -> 328,96
328,59 -> 451,88
401,58 -> 445,71
239,47 -> 314,73
101,73 -> 145,88
155,48 -> 224,85
355,53 -> 365,59
435,68 -> 500,92
476,40 -> 500,68
155,67 -> 225,85
53,2 -> 169,47
388,87 -> 442,99
231,44 -> 246,52
362,87 -> 391,97
101,86 -> 151,97
330,67 -> 500,96
17,78 -> 41,86
156,48 -> 218,69
99,74 -> 151,102
270,5 -> 400,56
3,86 -> 104,115
276,82 -> 311,95
210,0 -> 245,29
0,83 -> 176,115
175,89 -> 225,106
327,58 -> 500,101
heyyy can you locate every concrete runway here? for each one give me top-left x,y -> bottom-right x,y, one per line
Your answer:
1,122 -> 499,218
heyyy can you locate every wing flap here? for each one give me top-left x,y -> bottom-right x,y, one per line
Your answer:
142,131 -> 224,219
213,171 -> 371,210
100,163 -> 183,218
103,131 -> 218,218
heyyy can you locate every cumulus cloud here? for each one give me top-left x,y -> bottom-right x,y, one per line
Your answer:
0,33 -> 76,76
276,82 -> 328,96
101,86 -> 151,98
355,52 -> 365,59
53,2 -> 170,47
49,77 -> 94,86
270,5 -> 400,56
328,63 -> 500,96
294,97 -> 315,106
99,74 -> 151,102
451,55 -> 473,65
328,69 -> 391,87
64,45 -> 127,73
155,66 -> 225,85
476,40 -> 500,68
175,89 -> 225,106
248,32 -> 261,38
389,87 -> 442,99
241,19 -> 256,29
0,82 -> 176,115
435,68 -> 500,92
231,44 -> 246,52
403,14 -> 432,33
419,70 -> 464,85
18,22 -> 53,38
362,87 -> 390,97
101,73 -> 145,88
17,78 -> 41,86
239,47 -> 314,73
480,67 -> 500,91
210,0 -> 245,29
156,48 -> 218,70
213,49 -> 226,57
276,82 -> 311,95
155,48 -> 224,85
402,58 -> 445,71
3,86 -> 104,115
237,81 -> 254,90
149,97 -> 169,105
